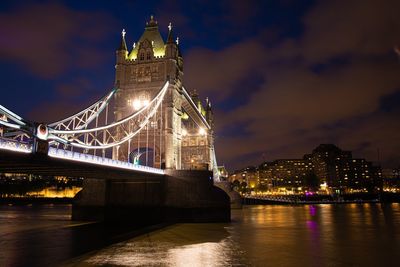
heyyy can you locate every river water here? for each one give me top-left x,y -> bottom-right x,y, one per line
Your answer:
1,203 -> 399,266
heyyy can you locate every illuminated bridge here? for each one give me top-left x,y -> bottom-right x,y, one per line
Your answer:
0,17 -> 230,223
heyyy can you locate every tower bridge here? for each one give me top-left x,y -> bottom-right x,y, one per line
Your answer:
0,16 -> 230,223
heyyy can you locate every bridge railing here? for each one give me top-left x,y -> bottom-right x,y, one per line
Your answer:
0,137 -> 32,153
48,147 -> 165,175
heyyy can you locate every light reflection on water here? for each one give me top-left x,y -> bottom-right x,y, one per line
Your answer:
67,203 -> 400,267
76,224 -> 247,267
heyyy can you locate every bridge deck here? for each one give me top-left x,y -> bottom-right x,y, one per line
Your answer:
0,138 -> 164,178
0,149 -> 163,180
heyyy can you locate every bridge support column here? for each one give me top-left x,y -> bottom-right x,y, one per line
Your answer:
72,175 -> 165,224
163,170 -> 231,222
214,181 -> 243,209
72,171 -> 230,223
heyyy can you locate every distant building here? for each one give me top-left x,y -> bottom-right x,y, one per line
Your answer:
229,166 -> 259,189
259,159 -> 313,189
382,167 -> 400,193
229,144 -> 382,194
393,167 -> 400,179
309,144 -> 380,193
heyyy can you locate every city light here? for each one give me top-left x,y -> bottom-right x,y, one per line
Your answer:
132,99 -> 141,110
131,98 -> 150,111
182,128 -> 187,136
0,138 -> 32,153
199,128 -> 206,136
48,147 -> 165,175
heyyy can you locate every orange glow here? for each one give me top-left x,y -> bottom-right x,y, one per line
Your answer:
25,186 -> 82,198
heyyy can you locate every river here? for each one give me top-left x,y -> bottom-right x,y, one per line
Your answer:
1,203 -> 399,266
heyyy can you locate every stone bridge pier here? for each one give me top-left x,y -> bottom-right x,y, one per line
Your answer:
72,170 -> 230,224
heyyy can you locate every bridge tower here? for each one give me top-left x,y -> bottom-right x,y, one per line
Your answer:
113,16 -> 215,171
113,16 -> 183,169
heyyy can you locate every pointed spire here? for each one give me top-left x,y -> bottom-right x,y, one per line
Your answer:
167,22 -> 174,44
206,97 -> 211,107
118,28 -> 127,51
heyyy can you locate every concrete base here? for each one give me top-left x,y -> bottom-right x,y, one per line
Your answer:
72,170 -> 230,223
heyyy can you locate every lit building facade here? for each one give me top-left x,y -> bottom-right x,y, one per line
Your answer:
259,159 -> 314,190
229,166 -> 259,189
181,91 -> 213,170
309,144 -> 380,193
229,144 -> 382,193
113,16 -> 214,170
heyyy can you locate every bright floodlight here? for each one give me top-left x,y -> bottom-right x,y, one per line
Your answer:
182,129 -> 187,136
199,128 -> 206,136
132,99 -> 141,110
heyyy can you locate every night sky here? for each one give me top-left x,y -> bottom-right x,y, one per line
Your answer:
1,0 -> 399,170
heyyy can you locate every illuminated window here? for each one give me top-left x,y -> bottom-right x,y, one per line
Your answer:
150,121 -> 157,129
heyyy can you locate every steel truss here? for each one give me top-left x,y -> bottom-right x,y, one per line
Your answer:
49,88 -> 117,131
48,81 -> 169,149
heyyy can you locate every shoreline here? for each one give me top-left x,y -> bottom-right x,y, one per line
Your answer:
2,191 -> 400,206
242,192 -> 400,205
0,197 -> 74,205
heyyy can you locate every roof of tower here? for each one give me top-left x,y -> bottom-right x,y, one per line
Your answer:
128,15 -> 165,59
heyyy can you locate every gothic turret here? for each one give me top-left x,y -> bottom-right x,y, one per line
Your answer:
205,97 -> 214,128
165,22 -> 178,59
116,29 -> 128,63
118,29 -> 128,51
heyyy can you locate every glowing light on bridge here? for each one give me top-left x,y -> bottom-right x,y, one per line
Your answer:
48,147 -> 165,175
199,128 -> 206,136
131,99 -> 150,111
132,99 -> 141,110
0,138 -> 32,153
0,77 -> 221,181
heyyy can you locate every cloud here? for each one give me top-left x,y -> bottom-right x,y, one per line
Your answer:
302,0 -> 400,63
185,0 -> 400,170
0,3 -> 115,78
27,77 -> 103,123
185,40 -> 266,99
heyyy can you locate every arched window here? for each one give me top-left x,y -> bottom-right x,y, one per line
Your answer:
146,52 -> 151,60
140,52 -> 144,60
